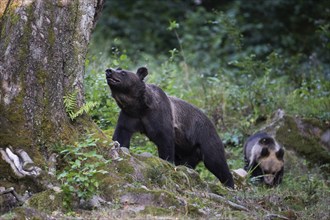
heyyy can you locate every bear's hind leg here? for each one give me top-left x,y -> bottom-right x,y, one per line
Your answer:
174,147 -> 201,169
201,145 -> 234,188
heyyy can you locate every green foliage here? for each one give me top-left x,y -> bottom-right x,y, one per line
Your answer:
92,0 -> 194,59
56,135 -> 111,209
63,90 -> 97,121
236,0 -> 330,62
63,90 -> 78,116
84,1 -> 330,203
179,8 -> 243,76
84,49 -> 133,129
130,133 -> 158,156
240,164 -> 329,219
286,79 -> 330,119
167,20 -> 179,31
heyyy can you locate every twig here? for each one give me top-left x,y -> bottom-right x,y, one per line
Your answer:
182,191 -> 249,212
0,187 -> 25,204
265,213 -> 289,220
207,192 -> 249,212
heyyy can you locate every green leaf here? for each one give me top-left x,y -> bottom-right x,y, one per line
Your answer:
57,171 -> 68,179
73,159 -> 81,168
113,59 -> 119,66
120,54 -> 127,61
168,20 -> 179,31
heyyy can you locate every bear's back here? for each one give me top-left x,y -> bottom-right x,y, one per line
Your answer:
169,96 -> 217,138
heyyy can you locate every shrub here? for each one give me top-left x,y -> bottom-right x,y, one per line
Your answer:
56,135 -> 111,209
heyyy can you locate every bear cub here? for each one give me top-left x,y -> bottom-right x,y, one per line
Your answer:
105,67 -> 234,188
244,132 -> 284,186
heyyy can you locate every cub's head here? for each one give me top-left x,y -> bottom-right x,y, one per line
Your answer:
257,137 -> 284,186
105,67 -> 148,92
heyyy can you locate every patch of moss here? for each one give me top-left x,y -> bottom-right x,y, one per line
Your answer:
114,159 -> 135,182
26,189 -> 64,214
140,205 -> 174,216
208,182 -> 228,195
0,2 -> 36,148
186,203 -> 205,218
171,165 -> 208,190
99,172 -> 130,201
135,154 -> 173,173
0,9 -> 31,147
125,187 -> 182,208
36,67 -> 47,86
0,92 -> 31,148
276,116 -> 330,164
44,1 -> 56,47
1,207 -> 49,220
0,5 -> 20,48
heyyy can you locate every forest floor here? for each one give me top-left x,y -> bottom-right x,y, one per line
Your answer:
3,147 -> 327,220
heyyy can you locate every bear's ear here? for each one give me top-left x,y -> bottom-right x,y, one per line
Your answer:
137,67 -> 148,80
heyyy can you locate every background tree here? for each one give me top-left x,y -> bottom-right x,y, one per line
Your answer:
0,0 -> 103,191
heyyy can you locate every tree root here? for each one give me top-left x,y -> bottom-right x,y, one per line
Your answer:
0,147 -> 41,178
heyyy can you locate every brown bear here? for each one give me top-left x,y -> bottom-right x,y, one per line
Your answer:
105,67 -> 234,188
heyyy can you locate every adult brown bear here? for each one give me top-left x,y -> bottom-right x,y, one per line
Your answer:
105,67 -> 234,188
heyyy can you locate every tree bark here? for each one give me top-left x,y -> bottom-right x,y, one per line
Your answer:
0,0 -> 104,189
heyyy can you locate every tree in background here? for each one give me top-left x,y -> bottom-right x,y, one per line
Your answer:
94,0 -> 329,68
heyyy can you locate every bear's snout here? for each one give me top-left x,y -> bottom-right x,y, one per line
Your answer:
106,68 -> 121,84
105,68 -> 113,78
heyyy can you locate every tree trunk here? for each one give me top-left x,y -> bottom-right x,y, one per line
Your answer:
0,0 -> 103,194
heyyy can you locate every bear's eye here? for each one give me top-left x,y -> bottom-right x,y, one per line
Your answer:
120,71 -> 126,75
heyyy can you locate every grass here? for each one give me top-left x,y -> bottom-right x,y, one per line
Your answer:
229,149 -> 330,219
125,131 -> 329,219
130,139 -> 329,219
84,39 -> 329,219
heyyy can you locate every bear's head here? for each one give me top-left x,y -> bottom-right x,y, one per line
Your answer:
257,137 -> 284,186
105,67 -> 148,93
105,67 -> 149,115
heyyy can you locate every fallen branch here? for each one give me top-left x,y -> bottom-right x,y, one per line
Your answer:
207,192 -> 249,212
265,213 -> 289,220
0,187 -> 25,204
181,190 -> 249,212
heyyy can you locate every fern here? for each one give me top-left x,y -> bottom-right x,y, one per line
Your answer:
70,101 -> 98,120
63,90 -> 78,116
63,90 -> 98,120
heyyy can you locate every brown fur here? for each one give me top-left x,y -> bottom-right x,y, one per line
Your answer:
105,67 -> 235,188
259,151 -> 284,185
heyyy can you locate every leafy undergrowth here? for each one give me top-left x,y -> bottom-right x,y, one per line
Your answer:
127,136 -> 330,219
1,141 -> 329,220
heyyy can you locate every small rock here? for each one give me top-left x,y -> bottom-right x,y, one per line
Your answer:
233,168 -> 248,178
